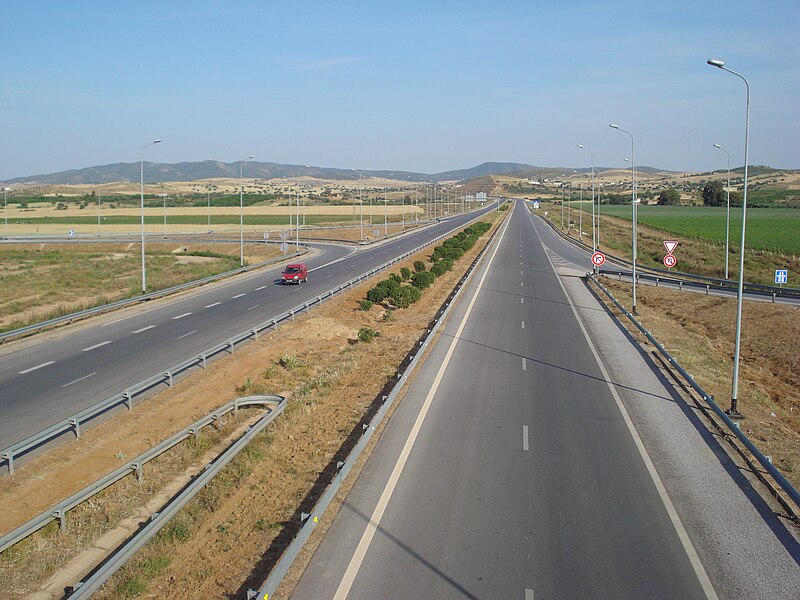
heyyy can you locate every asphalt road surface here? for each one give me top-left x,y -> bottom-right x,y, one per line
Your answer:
292,201 -> 720,599
0,207 -> 495,449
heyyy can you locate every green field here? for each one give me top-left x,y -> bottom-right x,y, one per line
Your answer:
595,205 -> 800,255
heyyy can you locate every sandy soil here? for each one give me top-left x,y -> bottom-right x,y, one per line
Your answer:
0,213 -> 503,599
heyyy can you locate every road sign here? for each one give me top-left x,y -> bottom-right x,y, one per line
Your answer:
663,240 -> 678,254
591,251 -> 606,267
775,269 -> 788,284
263,231 -> 269,240
663,254 -> 677,268
280,242 -> 288,253
373,228 -> 381,237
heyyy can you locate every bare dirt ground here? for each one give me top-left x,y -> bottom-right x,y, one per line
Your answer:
596,277 -> 800,489
0,213 -> 502,599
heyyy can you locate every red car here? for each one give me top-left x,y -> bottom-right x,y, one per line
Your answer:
282,263 -> 308,284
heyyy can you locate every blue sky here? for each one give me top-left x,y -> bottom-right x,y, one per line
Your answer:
2,1 -> 798,180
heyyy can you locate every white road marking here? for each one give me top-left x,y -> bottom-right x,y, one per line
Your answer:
533,210 -> 719,600
522,357 -> 527,371
101,314 -> 137,327
521,298 -> 524,304
521,270 -> 524,275
204,302 -> 222,308
526,589 -> 534,600
62,372 -> 96,388
521,321 -> 525,329
521,281 -> 524,287
232,293 -> 246,299
132,325 -> 156,334
326,274 -> 334,278
19,361 -> 55,374
523,426 -> 529,451
172,312 -> 192,320
82,341 -> 111,352
246,304 -> 261,311
333,205 -> 511,600
255,285 -> 268,291
177,330 -> 197,339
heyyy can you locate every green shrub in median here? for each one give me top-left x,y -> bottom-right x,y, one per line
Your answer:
411,270 -> 436,290
400,267 -> 411,281
413,260 -> 426,273
358,327 -> 380,343
358,299 -> 374,311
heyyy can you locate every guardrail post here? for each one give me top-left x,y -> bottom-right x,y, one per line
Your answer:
53,509 -> 67,531
772,293 -> 776,303
251,328 -> 258,339
290,310 -> 295,320
227,340 -> 235,353
189,427 -> 199,439
271,319 -> 277,330
679,281 -> 683,291
304,302 -> 309,313
69,418 -> 81,439
2,451 -> 13,477
165,371 -> 173,386
131,462 -> 143,482
706,285 -> 710,295
655,278 -> 659,287
212,414 -> 221,431
123,391 -> 133,410
200,353 -> 207,369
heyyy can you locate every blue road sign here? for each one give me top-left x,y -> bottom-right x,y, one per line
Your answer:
775,269 -> 788,284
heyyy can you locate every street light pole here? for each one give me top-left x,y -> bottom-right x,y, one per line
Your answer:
707,57 -> 750,417
610,124 -> 638,314
353,169 -> 365,242
207,184 -> 211,228
578,144 -> 596,269
162,194 -> 168,237
714,143 -> 732,280
140,139 -> 161,293
240,155 -> 254,267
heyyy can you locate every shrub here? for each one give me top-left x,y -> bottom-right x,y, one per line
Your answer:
389,285 -> 410,308
413,260 -> 426,273
358,327 -> 380,343
358,299 -> 374,311
400,267 -> 411,281
389,273 -> 402,284
411,270 -> 435,290
366,286 -> 387,303
404,285 -> 421,304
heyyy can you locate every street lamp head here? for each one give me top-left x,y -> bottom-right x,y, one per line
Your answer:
153,139 -> 162,144
609,124 -> 619,130
714,143 -> 722,149
577,144 -> 584,149
247,155 -> 254,160
707,58 -> 725,68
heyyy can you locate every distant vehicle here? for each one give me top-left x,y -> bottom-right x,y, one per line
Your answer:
282,263 -> 308,284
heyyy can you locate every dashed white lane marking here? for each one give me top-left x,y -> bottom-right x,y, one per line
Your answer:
177,330 -> 197,339
62,372 -> 96,388
521,298 -> 524,304
526,589 -> 534,600
101,314 -> 137,327
523,426 -> 529,452
19,361 -> 55,374
521,281 -> 524,287
522,357 -> 527,371
255,285 -> 268,291
232,293 -> 246,299
246,304 -> 261,311
521,321 -> 525,329
82,341 -> 111,352
172,312 -> 192,320
132,325 -> 156,334
205,302 -> 222,308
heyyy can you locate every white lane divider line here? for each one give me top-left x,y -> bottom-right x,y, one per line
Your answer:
205,302 -> 222,308
62,372 -> 96,388
101,314 -> 137,327
521,298 -> 524,304
232,293 -> 246,299
526,588 -> 534,600
246,304 -> 261,311
332,202 -> 511,600
172,312 -> 192,320
521,321 -> 525,329
132,325 -> 156,334
19,361 -> 55,374
178,330 -> 197,339
521,281 -> 524,287
82,341 -> 111,352
255,286 -> 268,291
522,357 -> 527,371
523,426 -> 529,452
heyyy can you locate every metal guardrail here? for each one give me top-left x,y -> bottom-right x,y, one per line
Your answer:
0,395 -> 284,555
532,209 -> 800,300
588,275 -> 800,519
0,248 -> 306,344
250,211 -> 508,599
67,395 -> 286,598
0,212 -> 491,476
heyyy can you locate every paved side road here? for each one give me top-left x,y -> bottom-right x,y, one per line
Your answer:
286,201 -> 800,599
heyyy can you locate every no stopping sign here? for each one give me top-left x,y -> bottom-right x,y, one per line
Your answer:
664,253 -> 677,268
591,251 -> 606,267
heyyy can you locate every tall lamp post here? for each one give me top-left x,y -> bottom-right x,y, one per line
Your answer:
707,57 -> 750,418
4,186 -> 11,240
609,123 -> 638,314
140,139 -> 161,293
352,169 -> 366,242
239,155 -> 254,267
714,143 -> 732,280
577,144 -> 597,269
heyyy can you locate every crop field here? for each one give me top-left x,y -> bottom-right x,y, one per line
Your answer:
596,205 -> 800,255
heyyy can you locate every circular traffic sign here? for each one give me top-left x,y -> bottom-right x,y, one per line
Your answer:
663,253 -> 677,268
591,251 -> 606,267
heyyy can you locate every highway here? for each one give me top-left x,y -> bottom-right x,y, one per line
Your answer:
0,207 -> 495,450
291,201 -> 800,599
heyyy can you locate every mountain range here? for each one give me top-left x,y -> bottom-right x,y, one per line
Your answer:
3,160 -> 676,186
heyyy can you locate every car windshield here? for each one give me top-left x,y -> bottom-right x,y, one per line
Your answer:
285,267 -> 301,274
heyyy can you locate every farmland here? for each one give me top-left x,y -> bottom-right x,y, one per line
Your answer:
596,204 -> 800,255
